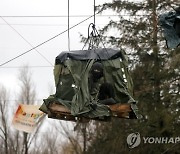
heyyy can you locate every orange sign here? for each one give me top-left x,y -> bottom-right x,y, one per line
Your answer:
12,104 -> 45,133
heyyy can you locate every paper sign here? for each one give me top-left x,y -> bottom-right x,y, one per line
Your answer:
12,104 -> 45,133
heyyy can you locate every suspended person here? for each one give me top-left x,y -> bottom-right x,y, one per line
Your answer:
88,62 -> 116,105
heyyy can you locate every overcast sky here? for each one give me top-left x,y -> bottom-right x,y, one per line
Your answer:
0,0 -> 114,103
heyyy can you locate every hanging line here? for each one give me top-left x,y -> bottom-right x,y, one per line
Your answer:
89,23 -> 100,49
81,0 -> 97,50
82,23 -> 99,50
68,0 -> 70,51
85,0 -> 117,67
94,0 -> 96,26
1,17 -> 53,66
81,0 -> 116,68
0,11 -> 103,67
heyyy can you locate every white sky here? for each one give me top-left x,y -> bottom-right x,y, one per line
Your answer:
0,0 -> 114,102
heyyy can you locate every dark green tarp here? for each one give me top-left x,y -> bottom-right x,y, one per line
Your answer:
40,48 -> 139,119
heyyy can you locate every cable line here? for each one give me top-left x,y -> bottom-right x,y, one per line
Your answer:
0,10 -> 103,67
94,0 -> 96,26
0,14 -> 150,18
0,66 -> 53,69
1,17 -> 53,66
67,0 -> 70,51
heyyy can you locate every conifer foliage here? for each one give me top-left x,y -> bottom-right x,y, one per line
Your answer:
86,1 -> 180,153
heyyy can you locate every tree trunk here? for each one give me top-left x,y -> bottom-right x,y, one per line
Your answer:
83,124 -> 87,154
23,132 -> 28,154
152,0 -> 160,105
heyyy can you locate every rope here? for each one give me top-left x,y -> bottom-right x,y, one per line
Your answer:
68,0 -> 70,51
0,11 -> 103,67
0,14 -> 151,18
1,17 -> 53,66
94,0 -> 96,26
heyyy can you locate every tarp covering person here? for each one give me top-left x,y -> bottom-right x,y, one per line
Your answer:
39,48 -> 139,119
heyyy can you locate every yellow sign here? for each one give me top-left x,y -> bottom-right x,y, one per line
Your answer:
12,104 -> 45,133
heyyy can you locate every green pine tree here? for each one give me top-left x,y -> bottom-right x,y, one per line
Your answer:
86,0 -> 180,153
